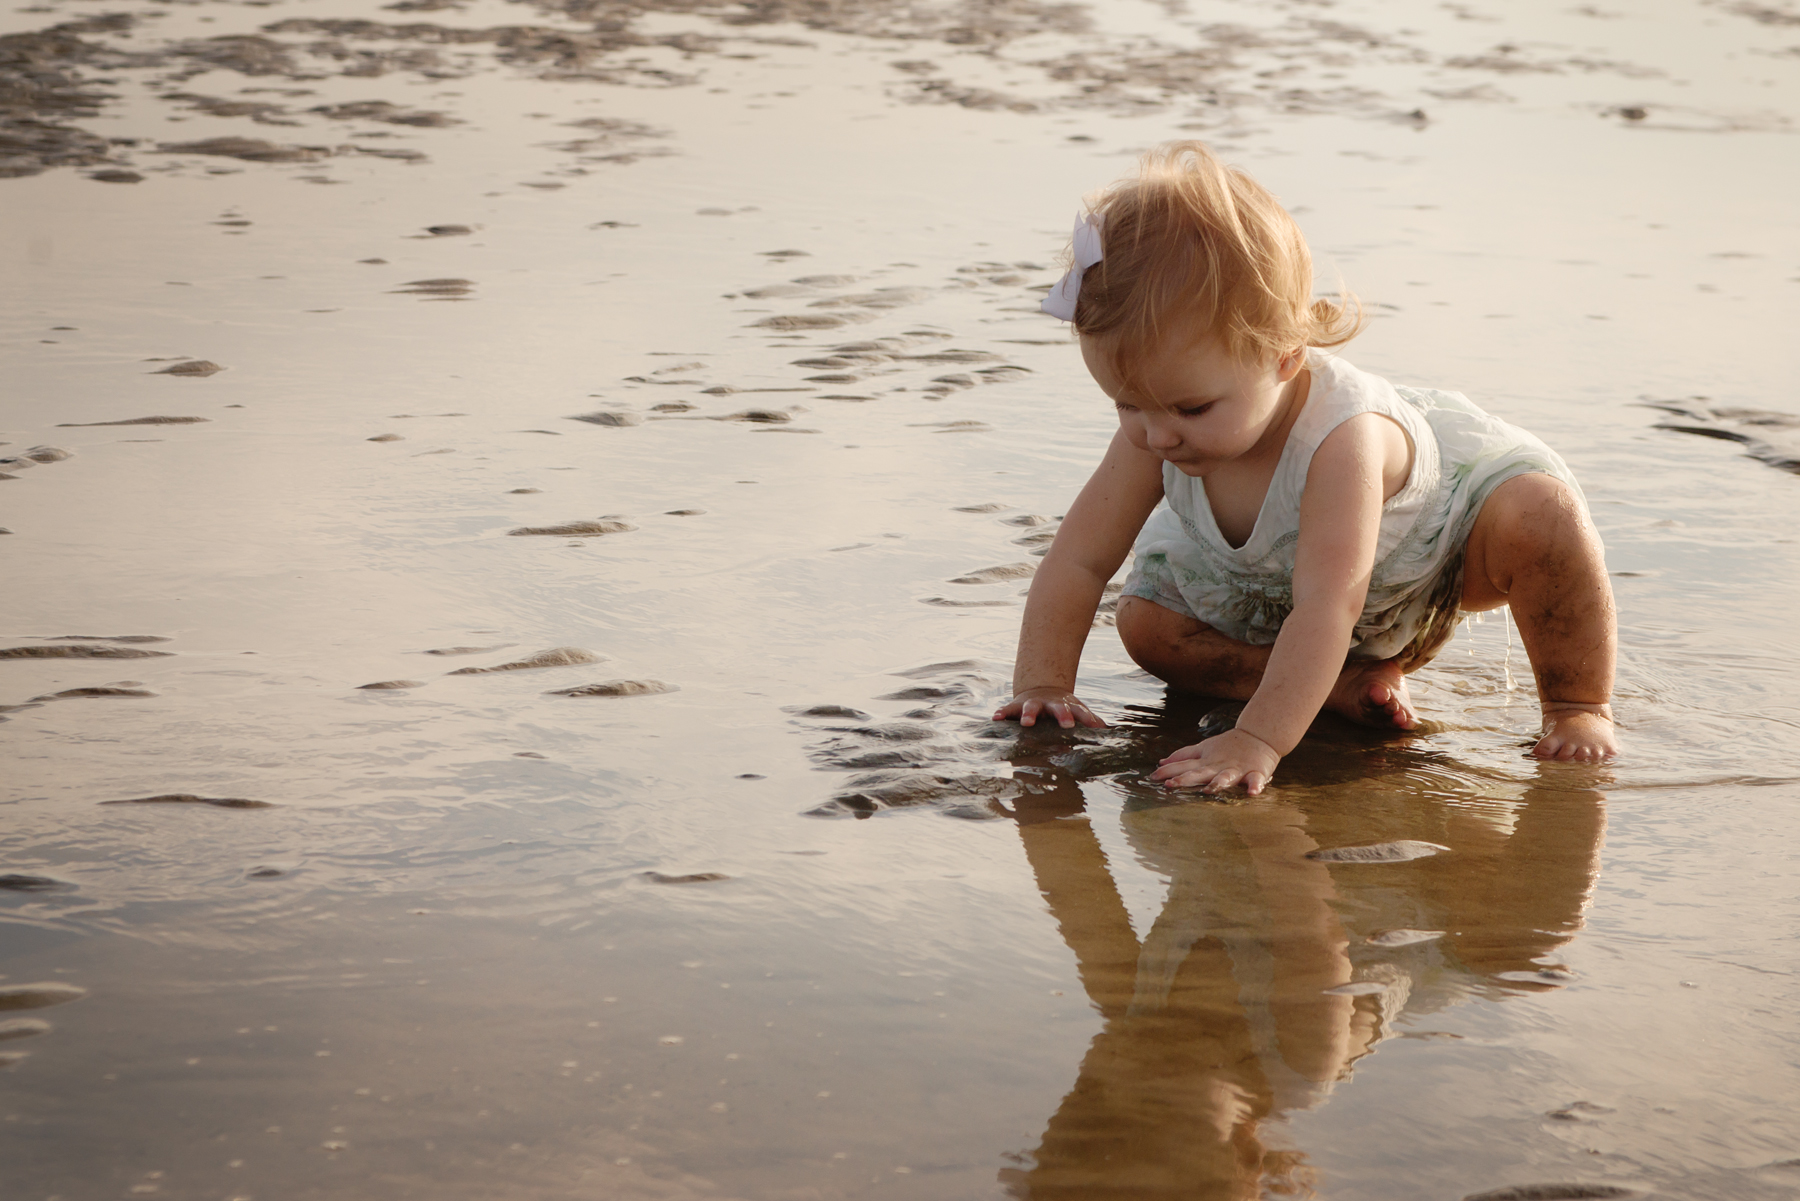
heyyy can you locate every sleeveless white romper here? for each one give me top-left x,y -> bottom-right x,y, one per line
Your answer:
1121,352 -> 1587,668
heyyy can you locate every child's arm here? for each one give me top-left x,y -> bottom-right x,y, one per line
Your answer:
1151,413 -> 1404,792
996,429 -> 1166,729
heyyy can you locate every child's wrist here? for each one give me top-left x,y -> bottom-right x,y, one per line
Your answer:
1231,725 -> 1284,760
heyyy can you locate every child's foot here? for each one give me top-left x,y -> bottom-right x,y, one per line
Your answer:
1533,706 -> 1618,761
1326,659 -> 1417,730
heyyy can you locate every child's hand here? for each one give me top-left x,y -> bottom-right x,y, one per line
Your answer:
1150,728 -> 1281,795
993,687 -> 1107,730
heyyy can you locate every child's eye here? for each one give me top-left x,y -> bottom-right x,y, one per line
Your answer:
1177,403 -> 1215,418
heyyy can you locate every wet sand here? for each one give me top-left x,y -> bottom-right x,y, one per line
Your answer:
3,0 -> 1800,1196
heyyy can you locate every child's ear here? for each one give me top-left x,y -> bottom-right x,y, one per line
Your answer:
1275,346 -> 1306,381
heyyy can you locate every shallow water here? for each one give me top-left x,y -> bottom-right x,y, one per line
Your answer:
3,0 -> 1799,1196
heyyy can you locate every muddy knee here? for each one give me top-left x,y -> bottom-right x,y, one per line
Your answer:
1116,595 -> 1209,678
1464,473 -> 1601,606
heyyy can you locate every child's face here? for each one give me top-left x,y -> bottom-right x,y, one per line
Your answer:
1080,329 -> 1305,477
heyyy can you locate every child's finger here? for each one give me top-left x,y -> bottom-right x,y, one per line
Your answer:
1163,765 -> 1218,790
1203,768 -> 1243,794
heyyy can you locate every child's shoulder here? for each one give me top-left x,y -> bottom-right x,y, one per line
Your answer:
1309,352 -> 1482,420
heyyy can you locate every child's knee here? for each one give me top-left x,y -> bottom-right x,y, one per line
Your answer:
1117,596 -> 1206,674
1466,474 -> 1599,601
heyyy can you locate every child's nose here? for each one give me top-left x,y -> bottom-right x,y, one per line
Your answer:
1143,415 -> 1181,449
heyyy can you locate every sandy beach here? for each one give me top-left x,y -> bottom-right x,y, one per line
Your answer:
4,0 -> 1800,1196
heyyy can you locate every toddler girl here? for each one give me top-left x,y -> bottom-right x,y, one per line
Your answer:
995,142 -> 1617,793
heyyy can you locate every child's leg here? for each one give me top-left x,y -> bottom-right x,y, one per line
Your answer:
1117,596 -> 1417,729
1460,473 -> 1618,761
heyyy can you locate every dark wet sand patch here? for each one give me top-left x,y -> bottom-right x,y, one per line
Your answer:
785,704 -> 872,720
150,360 -> 224,377
877,684 -> 975,702
948,562 -> 1036,584
546,679 -> 676,697
56,416 -> 209,426
1547,1101 -> 1616,1121
0,645 -> 172,660
446,647 -> 601,673
160,136 -> 328,163
357,679 -> 423,690
1307,840 -> 1449,863
0,1018 -> 53,1040
508,488 -> 541,494
1643,399 -> 1800,474
102,794 -> 273,809
423,644 -> 511,656
641,871 -> 729,884
393,278 -> 474,299
809,770 -> 1021,821
0,446 -> 72,468
508,520 -> 635,537
0,874 -> 70,892
567,410 -> 643,427
892,659 -> 986,678
310,99 -> 458,126
714,408 -> 795,424
664,508 -> 704,515
367,433 -> 404,442
49,634 -> 169,643
30,687 -> 156,699
0,983 -> 86,1012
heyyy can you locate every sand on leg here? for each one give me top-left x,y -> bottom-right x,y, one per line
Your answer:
1460,473 -> 1618,761
1116,595 -> 1417,729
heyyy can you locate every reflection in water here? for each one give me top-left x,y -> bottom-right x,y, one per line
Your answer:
997,714 -> 1607,1200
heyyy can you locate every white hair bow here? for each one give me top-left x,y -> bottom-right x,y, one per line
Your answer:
1040,213 -> 1104,322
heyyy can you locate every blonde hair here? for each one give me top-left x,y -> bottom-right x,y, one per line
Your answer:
1071,141 -> 1362,381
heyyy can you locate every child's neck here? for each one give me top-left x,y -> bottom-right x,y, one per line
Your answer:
1201,367 -> 1312,548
